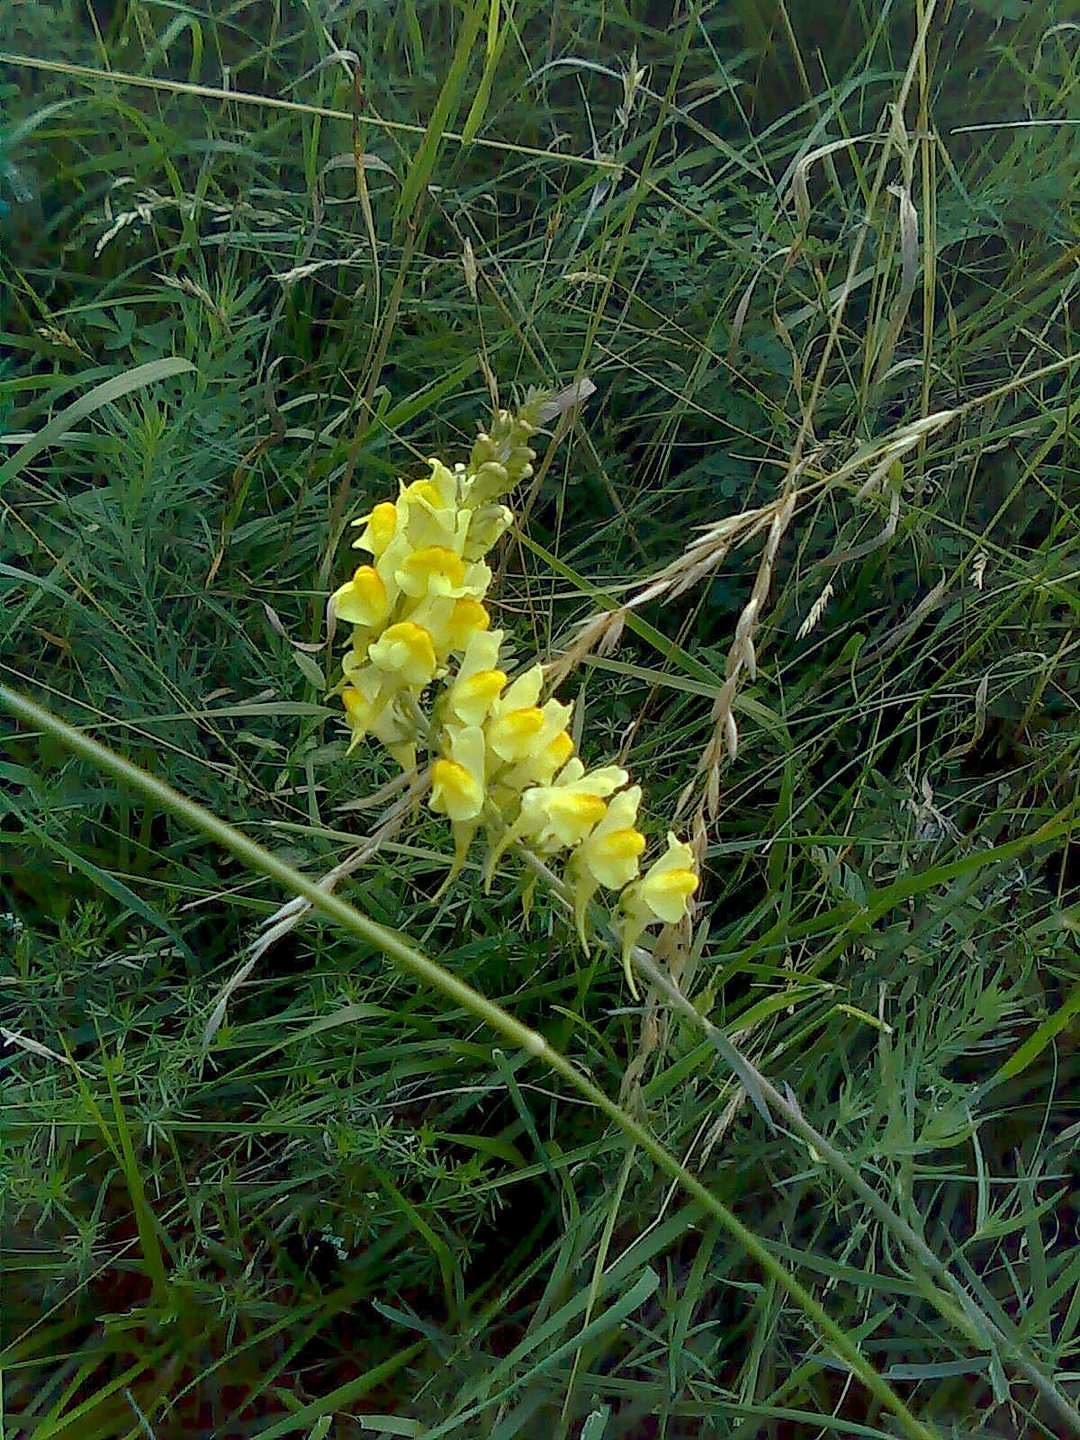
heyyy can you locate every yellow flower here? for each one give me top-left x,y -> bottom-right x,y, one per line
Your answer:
331,565 -> 390,627
351,501 -> 397,557
446,629 -> 507,726
430,724 -> 487,823
619,832 -> 699,994
339,667 -> 416,769
398,460 -> 467,551
409,585 -> 492,665
577,786 -> 645,890
340,677 -> 379,753
516,760 -> 629,851
487,705 -> 546,763
499,702 -> 574,789
569,786 -> 645,946
396,545 -> 467,598
445,597 -> 490,652
484,758 -> 628,887
329,409 -> 701,964
368,621 -> 438,687
633,833 -> 699,924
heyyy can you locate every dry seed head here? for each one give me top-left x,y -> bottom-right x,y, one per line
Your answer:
723,710 -> 738,762
735,597 -> 759,646
691,808 -> 708,871
462,236 -> 478,300
546,608 -> 626,687
797,580 -> 834,640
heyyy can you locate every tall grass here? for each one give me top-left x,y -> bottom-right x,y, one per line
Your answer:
2,2 -> 1079,1437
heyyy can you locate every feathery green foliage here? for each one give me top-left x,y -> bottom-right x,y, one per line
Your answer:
2,2 -> 1079,1437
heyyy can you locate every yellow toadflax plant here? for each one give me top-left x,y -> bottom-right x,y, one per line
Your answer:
322,393 -> 698,994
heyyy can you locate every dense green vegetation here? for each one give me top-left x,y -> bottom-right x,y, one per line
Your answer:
2,1 -> 1078,1436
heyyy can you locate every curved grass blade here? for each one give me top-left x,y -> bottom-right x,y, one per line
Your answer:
0,357 -> 195,490
0,680 -> 936,1440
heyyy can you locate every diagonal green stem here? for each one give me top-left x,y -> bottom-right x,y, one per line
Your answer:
1,681 -> 935,1440
630,951 -> 1080,1438
506,845 -> 1080,1437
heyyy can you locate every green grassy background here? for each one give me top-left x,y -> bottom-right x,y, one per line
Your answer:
1,1 -> 1079,1436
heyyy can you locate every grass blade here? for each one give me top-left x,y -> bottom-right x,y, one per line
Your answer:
1,680 -> 938,1440
0,357 -> 195,489
395,0 -> 487,224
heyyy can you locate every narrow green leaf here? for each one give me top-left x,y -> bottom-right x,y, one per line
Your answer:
252,1343 -> 425,1440
0,358 -> 195,489
984,975 -> 1080,1088
396,0 -> 486,223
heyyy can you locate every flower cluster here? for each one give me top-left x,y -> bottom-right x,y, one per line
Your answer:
331,403 -> 539,769
429,626 -> 699,987
331,397 -> 699,985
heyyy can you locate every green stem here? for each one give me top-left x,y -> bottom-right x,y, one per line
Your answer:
513,851 -> 1080,1437
1,681 -> 934,1440
630,952 -> 1080,1438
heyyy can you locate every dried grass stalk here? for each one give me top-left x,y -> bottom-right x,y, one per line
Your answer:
244,774 -> 424,966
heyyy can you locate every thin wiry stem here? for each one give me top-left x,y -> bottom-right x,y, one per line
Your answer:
1,681 -> 936,1440
512,850 -> 1080,1437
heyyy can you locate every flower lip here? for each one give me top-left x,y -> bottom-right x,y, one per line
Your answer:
351,501 -> 397,555
488,706 -> 546,762
368,621 -> 438,685
331,565 -> 390,626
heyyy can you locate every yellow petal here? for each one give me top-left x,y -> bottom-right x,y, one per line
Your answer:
368,621 -> 437,686
640,866 -> 699,925
543,791 -> 607,847
446,598 -> 490,652
544,731 -> 575,775
430,758 -> 484,822
351,501 -> 397,556
488,706 -> 545,762
332,565 -> 390,626
397,545 -> 467,597
450,668 -> 507,725
497,665 -> 543,712
585,827 -> 646,889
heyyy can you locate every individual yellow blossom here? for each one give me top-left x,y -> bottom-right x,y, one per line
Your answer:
340,670 -> 415,770
453,669 -> 507,724
445,629 -> 507,726
577,786 -> 645,889
398,460 -> 467,551
396,545 -> 467,598
619,832 -> 699,994
488,705 -> 546,763
569,786 -> 645,945
482,759 -> 627,885
633,833 -> 699,923
515,760 -> 629,851
340,678 -> 379,753
452,626 -> 502,678
409,588 -> 491,666
331,565 -> 390,627
430,724 -> 486,823
351,501 -> 397,557
445,597 -> 491,653
498,700 -> 575,791
368,621 -> 437,687
430,723 -> 488,877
